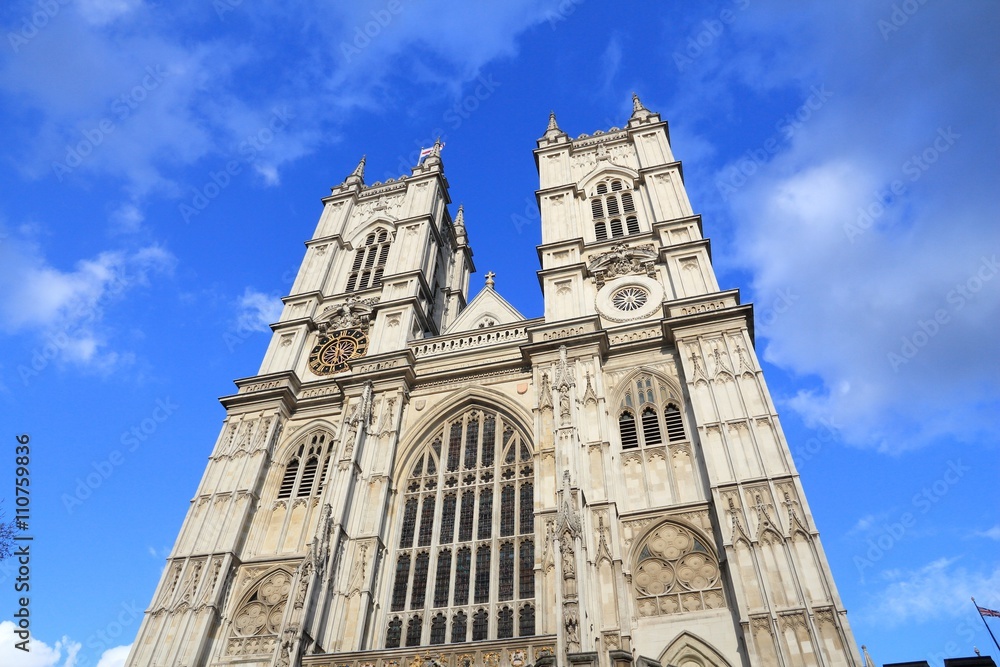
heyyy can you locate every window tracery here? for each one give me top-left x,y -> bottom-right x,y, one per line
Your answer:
226,569 -> 292,657
633,522 -> 725,617
617,375 -> 687,449
386,407 -> 535,646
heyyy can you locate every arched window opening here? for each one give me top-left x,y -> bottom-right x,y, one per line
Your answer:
346,228 -> 392,292
596,183 -> 608,195
665,404 -> 686,441
276,433 -> 330,500
617,375 -> 688,450
641,407 -> 662,446
405,615 -> 422,646
619,411 -> 639,449
626,215 -> 639,235
386,617 -> 402,648
386,407 -> 535,646
519,604 -> 535,637
622,192 -> 635,212
595,221 -> 608,241
610,218 -> 624,238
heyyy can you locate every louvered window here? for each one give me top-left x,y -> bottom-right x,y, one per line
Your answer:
617,377 -> 689,449
590,179 -> 641,242
346,228 -> 391,292
276,432 -> 330,500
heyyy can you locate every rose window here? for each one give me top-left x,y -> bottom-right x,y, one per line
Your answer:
611,286 -> 648,312
633,522 -> 725,616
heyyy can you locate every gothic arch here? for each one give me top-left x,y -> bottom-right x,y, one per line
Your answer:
609,367 -> 684,411
349,217 -> 398,244
577,164 -> 640,196
659,631 -> 733,667
272,421 -> 338,464
226,567 -> 294,657
392,386 -> 534,480
383,396 -> 536,647
630,519 -> 726,618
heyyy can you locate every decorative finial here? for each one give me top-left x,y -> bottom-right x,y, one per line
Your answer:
547,111 -> 559,131
632,92 -> 646,113
485,271 -> 496,289
454,204 -> 465,227
432,137 -> 443,156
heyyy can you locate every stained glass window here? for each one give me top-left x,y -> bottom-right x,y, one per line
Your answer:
430,613 -> 447,645
499,542 -> 514,600
474,546 -> 491,604
454,547 -> 471,606
410,552 -> 429,609
520,483 -> 534,534
452,611 -> 467,643
498,606 -> 514,639
472,609 -> 489,641
399,498 -> 418,548
477,488 -> 493,540
386,617 -> 402,647
434,549 -> 451,608
500,486 -> 515,536
519,540 -> 534,599
519,604 -> 535,637
387,408 -> 534,646
405,615 -> 422,646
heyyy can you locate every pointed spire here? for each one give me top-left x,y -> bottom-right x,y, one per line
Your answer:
862,645 -> 876,667
453,204 -> 467,244
351,154 -> 366,178
342,154 -> 366,188
631,92 -> 646,114
541,110 -> 567,142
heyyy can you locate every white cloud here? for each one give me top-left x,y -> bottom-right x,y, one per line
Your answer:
77,0 -> 143,26
235,288 -> 283,334
95,645 -> 131,667
697,3 -> 1000,451
0,621 -> 81,667
975,525 -> 1000,541
0,232 -> 175,367
861,558 -> 1000,627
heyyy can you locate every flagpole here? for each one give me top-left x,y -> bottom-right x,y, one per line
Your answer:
973,597 -> 1000,652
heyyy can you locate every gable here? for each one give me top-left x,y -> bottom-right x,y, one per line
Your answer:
445,285 -> 526,333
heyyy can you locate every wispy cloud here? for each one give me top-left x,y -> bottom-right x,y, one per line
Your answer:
860,558 -> 1000,627
234,288 -> 282,334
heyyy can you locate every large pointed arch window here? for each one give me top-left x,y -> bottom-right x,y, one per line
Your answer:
617,374 -> 688,450
386,407 -> 536,647
346,228 -> 392,292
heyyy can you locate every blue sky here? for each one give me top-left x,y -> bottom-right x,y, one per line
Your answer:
0,1 -> 997,665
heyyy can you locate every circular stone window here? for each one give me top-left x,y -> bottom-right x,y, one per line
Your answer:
611,286 -> 649,312
595,275 -> 663,323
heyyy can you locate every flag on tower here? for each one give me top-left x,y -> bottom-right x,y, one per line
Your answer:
980,605 -> 1000,618
418,140 -> 445,163
973,597 -> 1000,652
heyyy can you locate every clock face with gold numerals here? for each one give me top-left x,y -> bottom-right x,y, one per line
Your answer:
308,328 -> 368,375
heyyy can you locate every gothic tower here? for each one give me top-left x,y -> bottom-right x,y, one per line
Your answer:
127,98 -> 860,667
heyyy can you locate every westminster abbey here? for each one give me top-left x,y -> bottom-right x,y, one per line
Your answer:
127,96 -> 861,667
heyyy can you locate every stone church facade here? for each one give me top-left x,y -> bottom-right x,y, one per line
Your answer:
127,96 -> 860,667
